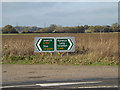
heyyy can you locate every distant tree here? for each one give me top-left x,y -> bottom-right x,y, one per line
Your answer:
40,24 -> 57,33
62,27 -> 74,33
61,26 -> 85,33
40,27 -> 51,33
2,25 -> 18,33
76,26 -> 85,33
118,24 -> 120,32
111,22 -> 118,32
15,26 -> 41,33
31,26 -> 37,31
94,25 -> 104,32
84,25 -> 89,30
37,27 -> 42,31
53,25 -> 64,33
48,24 -> 57,32
88,26 -> 103,32
49,24 -> 57,29
24,28 -> 29,32
88,26 -> 95,33
102,25 -> 112,32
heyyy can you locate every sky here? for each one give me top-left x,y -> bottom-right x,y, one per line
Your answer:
2,2 -> 118,27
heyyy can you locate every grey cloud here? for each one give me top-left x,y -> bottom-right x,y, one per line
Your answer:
2,2 -> 118,27
2,2 -> 57,14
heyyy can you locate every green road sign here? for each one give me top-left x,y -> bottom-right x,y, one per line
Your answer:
56,39 -> 74,51
34,37 -> 75,52
36,38 -> 54,52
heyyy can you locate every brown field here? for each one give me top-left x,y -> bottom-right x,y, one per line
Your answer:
2,33 -> 119,65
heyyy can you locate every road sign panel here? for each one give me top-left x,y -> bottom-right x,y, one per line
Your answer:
35,37 -> 55,52
56,37 -> 75,52
57,39 -> 73,50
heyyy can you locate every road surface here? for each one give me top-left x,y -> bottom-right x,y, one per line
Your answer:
2,64 -> 119,89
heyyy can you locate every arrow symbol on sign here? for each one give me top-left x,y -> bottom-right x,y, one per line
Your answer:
36,39 -> 42,51
68,39 -> 73,50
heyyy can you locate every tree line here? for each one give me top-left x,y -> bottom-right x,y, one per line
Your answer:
2,23 -> 120,34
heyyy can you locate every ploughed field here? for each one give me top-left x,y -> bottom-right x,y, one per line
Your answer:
2,33 -> 119,65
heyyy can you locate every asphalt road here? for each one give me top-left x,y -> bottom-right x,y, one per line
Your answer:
1,78 -> 119,90
2,64 -> 119,90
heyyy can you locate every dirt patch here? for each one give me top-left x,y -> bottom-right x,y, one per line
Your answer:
28,71 -> 36,73
3,71 -> 7,73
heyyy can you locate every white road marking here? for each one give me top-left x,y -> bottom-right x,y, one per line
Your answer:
36,81 -> 102,87
78,85 -> 119,88
1,84 -> 37,88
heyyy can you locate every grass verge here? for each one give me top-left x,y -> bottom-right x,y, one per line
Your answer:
2,54 -> 120,66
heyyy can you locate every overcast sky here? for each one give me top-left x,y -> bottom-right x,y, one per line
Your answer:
2,2 -> 118,27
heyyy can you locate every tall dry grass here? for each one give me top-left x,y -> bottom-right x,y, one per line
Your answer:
2,33 -> 118,57
2,33 -> 119,65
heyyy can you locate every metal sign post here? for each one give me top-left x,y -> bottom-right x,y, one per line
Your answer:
67,52 -> 68,56
50,52 -> 53,57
